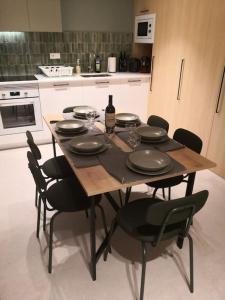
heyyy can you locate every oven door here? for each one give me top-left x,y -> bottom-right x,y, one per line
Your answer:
0,97 -> 43,135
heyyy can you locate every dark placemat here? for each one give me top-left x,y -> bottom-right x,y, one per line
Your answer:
98,148 -> 186,184
51,123 -> 103,141
117,131 -> 184,152
60,135 -> 119,168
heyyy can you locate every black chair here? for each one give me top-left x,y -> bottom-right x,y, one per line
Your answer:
26,131 -> 73,206
27,151 -> 108,273
147,115 -> 169,132
147,128 -> 203,200
104,190 -> 209,300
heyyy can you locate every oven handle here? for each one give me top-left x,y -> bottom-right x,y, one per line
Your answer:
0,101 -> 34,107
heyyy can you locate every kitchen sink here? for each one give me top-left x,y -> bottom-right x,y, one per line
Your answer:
81,73 -> 112,78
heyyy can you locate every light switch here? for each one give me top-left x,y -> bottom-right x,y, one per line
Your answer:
50,53 -> 60,59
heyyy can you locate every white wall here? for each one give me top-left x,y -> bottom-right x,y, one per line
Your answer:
61,0 -> 133,32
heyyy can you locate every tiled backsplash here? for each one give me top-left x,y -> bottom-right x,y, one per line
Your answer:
0,31 -> 133,76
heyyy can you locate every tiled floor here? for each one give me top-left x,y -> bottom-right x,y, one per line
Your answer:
0,144 -> 225,300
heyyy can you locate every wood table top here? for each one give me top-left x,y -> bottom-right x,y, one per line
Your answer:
44,114 -> 216,196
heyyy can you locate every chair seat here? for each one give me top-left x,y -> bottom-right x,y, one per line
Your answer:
117,198 -> 183,243
147,175 -> 184,189
46,177 -> 101,212
42,155 -> 74,179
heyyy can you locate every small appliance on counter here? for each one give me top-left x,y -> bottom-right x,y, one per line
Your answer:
107,54 -> 116,73
140,56 -> 151,73
39,66 -> 73,77
118,52 -> 128,72
128,58 -> 141,72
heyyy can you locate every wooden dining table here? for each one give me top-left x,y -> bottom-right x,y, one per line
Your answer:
44,113 -> 216,281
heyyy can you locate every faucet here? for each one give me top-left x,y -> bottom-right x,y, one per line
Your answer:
88,51 -> 95,73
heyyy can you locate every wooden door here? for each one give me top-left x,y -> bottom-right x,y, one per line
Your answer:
206,1 -> 225,177
148,0 -> 188,137
174,0 -> 221,155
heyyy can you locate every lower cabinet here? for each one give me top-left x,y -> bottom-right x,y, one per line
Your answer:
37,76 -> 150,143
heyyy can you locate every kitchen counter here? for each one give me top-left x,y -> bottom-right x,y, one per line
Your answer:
35,72 -> 150,84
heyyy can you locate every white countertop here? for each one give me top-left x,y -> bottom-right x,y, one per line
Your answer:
35,72 -> 150,83
0,72 -> 150,86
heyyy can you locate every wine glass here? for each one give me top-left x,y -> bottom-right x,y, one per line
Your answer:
126,124 -> 141,151
86,111 -> 96,130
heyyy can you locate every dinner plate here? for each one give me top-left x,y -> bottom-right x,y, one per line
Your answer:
141,135 -> 169,144
69,136 -> 104,153
73,114 -> 100,120
128,149 -> 171,171
55,127 -> 87,136
116,113 -> 139,122
116,120 -> 141,128
136,126 -> 167,140
73,106 -> 96,116
126,159 -> 173,176
69,144 -> 108,156
56,120 -> 84,132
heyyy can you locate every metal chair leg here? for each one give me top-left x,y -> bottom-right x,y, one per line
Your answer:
43,201 -> 47,231
35,186 -> 38,207
85,209 -> 89,218
48,211 -> 61,274
187,233 -> 194,293
152,188 -> 158,198
140,242 -> 147,300
125,187 -> 132,205
118,189 -> 123,207
36,195 -> 42,238
104,218 -> 118,261
168,187 -> 171,200
162,188 -> 166,199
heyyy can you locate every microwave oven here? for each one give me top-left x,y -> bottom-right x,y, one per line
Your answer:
134,14 -> 156,44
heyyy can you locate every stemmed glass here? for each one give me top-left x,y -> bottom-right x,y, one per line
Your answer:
86,111 -> 96,130
126,124 -> 141,151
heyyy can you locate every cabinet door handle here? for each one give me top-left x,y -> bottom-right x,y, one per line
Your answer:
150,56 -> 155,91
95,81 -> 110,84
53,83 -> 69,87
216,66 -> 225,113
128,79 -> 141,83
177,59 -> 185,100
140,9 -> 149,13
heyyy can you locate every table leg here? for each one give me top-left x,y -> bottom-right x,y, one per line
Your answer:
52,134 -> 56,157
90,196 -> 96,281
185,173 -> 196,196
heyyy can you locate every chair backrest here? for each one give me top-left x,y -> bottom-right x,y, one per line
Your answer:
26,130 -> 42,160
173,128 -> 202,154
27,151 -> 47,192
147,115 -> 169,133
147,190 -> 208,244
62,106 -> 76,113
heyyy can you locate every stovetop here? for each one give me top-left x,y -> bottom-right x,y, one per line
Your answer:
0,75 -> 37,82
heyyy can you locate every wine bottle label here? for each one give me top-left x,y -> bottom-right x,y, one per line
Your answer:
105,113 -> 115,128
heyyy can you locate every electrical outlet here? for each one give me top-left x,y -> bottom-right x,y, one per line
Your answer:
50,53 -> 60,59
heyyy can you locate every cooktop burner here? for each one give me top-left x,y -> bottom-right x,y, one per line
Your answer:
0,75 -> 37,82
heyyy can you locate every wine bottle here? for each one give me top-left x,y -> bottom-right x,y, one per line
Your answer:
95,55 -> 101,73
105,95 -> 115,134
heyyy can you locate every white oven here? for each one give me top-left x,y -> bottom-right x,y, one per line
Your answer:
0,83 -> 43,135
134,14 -> 156,44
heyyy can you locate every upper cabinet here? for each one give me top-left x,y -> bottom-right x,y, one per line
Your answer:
0,0 -> 30,31
27,0 -> 62,32
0,0 -> 62,32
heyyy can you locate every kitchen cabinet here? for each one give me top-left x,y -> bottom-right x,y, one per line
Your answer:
206,2 -> 225,178
0,0 -> 62,32
27,0 -> 62,32
146,0 -> 224,155
0,0 -> 29,31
